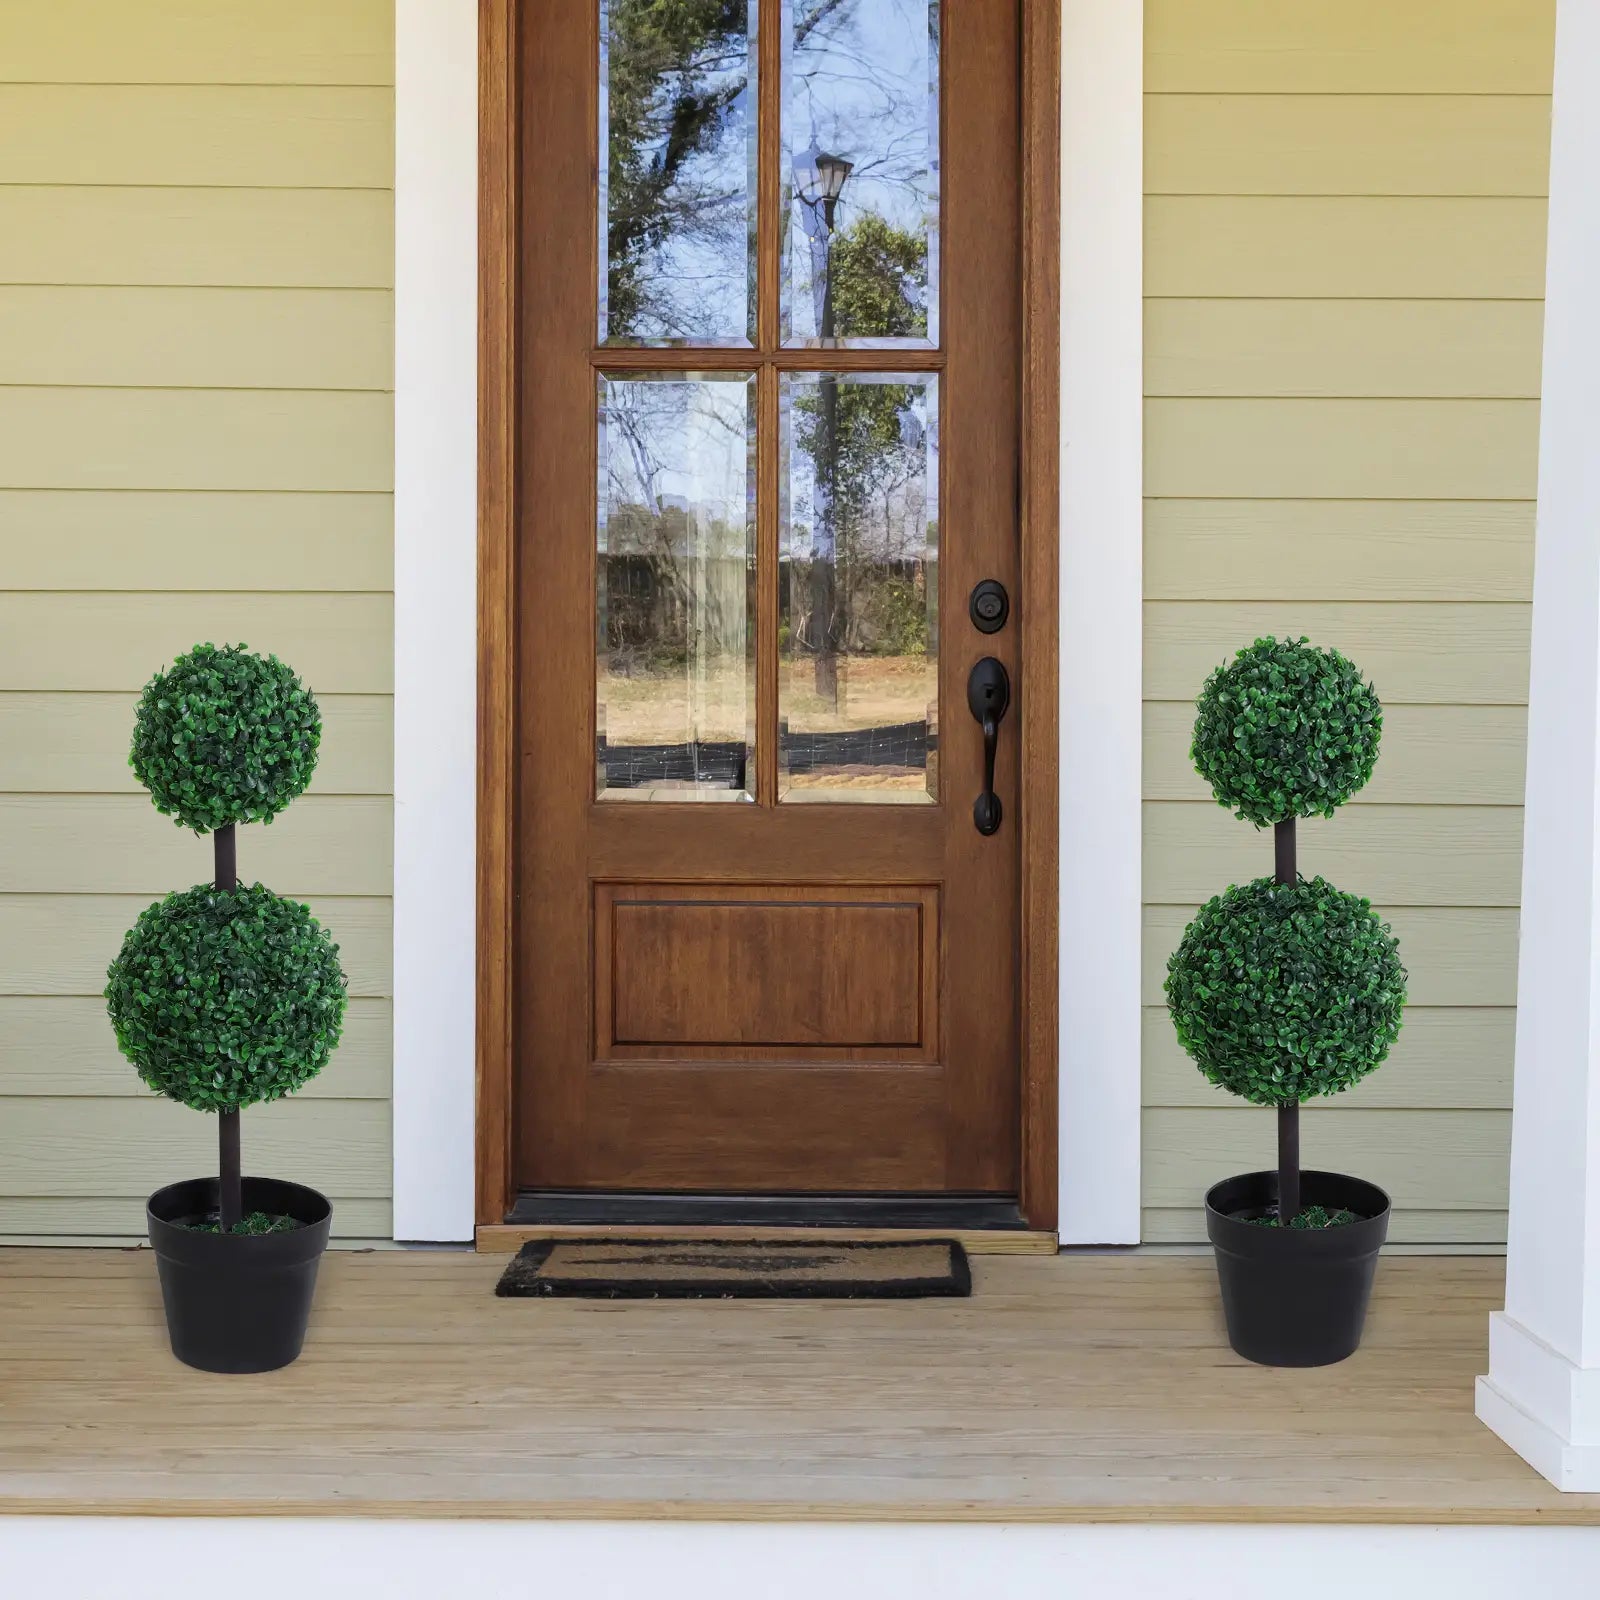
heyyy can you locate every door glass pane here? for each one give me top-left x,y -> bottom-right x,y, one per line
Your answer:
597,373 -> 756,800
600,0 -> 757,345
778,373 -> 938,802
781,0 -> 940,348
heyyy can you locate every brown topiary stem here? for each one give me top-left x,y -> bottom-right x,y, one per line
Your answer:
214,824 -> 242,1232
1275,817 -> 1301,1225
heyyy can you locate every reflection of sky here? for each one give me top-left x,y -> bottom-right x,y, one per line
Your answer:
601,2 -> 755,343
601,0 -> 937,346
600,378 -> 752,552
785,0 -> 938,342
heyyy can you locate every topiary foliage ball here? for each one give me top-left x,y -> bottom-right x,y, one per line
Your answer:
1165,876 -> 1406,1108
106,882 -> 347,1113
1192,636 -> 1381,827
131,642 -> 320,833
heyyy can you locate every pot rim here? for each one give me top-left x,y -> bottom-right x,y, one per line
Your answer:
1205,1168 -> 1391,1260
147,1176 -> 332,1267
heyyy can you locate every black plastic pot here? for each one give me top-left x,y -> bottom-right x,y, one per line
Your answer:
1205,1169 -> 1390,1368
146,1176 -> 332,1373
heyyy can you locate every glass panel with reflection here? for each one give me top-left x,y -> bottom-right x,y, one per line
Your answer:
778,373 -> 938,802
600,0 -> 757,345
597,373 -> 756,800
781,0 -> 940,347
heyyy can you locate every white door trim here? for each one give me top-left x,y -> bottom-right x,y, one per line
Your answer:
1055,0 -> 1144,1243
390,0 -> 1145,1242
392,0 -> 479,1241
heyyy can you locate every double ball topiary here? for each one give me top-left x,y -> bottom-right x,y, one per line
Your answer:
1165,876 -> 1406,1108
1192,636 -> 1382,827
106,882 -> 346,1113
131,642 -> 320,833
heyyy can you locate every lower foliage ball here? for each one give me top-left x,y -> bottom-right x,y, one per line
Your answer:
106,882 -> 347,1113
1165,876 -> 1407,1107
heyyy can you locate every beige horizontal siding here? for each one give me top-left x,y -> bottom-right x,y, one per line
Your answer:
1144,1108 -> 1510,1212
0,188 -> 393,287
0,388 -> 393,491
0,0 -> 394,85
1146,398 -> 1539,500
0,594 -> 393,691
1146,198 -> 1547,299
1141,0 -> 1549,1246
1144,704 -> 1529,807
1144,906 -> 1520,1011
0,86 -> 392,188
0,491 -> 392,590
0,895 -> 393,999
0,289 -> 393,390
1145,301 -> 1545,399
0,997 -> 391,1099
1146,802 -> 1522,908
1141,1209 -> 1508,1248
1144,502 -> 1533,602
1146,96 -> 1551,197
0,694 -> 392,793
0,1098 -> 389,1196
0,0 -> 394,1240
1145,0 -> 1554,93
0,1198 -> 393,1243
1145,1008 -> 1514,1111
0,797 -> 391,897
1146,602 -> 1530,705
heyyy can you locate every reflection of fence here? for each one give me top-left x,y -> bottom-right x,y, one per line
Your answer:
603,555 -> 937,670
598,721 -> 935,790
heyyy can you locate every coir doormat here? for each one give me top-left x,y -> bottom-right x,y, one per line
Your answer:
494,1237 -> 972,1299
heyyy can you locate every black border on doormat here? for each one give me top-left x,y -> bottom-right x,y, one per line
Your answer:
494,1237 -> 973,1300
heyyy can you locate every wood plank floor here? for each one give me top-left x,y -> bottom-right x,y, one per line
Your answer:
2,1249 -> 1596,1523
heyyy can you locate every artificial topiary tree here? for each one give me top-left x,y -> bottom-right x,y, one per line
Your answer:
1165,637 -> 1407,1226
105,644 -> 346,1232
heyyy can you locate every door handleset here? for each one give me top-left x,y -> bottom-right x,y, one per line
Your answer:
966,656 -> 1011,836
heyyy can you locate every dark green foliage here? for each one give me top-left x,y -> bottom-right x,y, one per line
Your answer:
131,643 -> 321,833
1165,876 -> 1406,1108
106,883 -> 347,1113
1192,636 -> 1381,828
184,1212 -> 301,1236
830,212 -> 929,340
1247,1206 -> 1358,1230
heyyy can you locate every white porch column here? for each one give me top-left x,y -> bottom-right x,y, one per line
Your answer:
1475,0 -> 1600,1491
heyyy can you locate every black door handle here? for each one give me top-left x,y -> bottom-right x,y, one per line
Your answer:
967,656 -> 1011,836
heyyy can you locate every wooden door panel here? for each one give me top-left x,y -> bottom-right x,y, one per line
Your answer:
551,1063 -> 949,1191
598,883 -> 937,1057
513,0 -> 1023,1202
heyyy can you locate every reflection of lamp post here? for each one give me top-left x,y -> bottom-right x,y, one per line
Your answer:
795,148 -> 853,704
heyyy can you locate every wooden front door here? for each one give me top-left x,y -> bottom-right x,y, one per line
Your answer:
513,0 -> 1025,1200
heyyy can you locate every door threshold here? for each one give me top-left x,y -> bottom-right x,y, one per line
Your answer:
478,1192 -> 1058,1256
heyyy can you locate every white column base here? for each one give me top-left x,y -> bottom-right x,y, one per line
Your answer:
1477,1312 -> 1600,1491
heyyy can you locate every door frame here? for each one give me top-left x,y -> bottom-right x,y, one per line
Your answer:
474,0 -> 1062,1233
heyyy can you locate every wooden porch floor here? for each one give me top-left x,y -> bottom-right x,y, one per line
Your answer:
2,1249 -> 1596,1524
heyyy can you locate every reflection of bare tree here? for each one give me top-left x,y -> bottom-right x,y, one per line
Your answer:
601,382 -> 751,767
791,378 -> 935,664
605,0 -> 751,340
602,0 -> 936,343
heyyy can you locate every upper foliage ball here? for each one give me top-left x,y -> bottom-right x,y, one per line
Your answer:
131,643 -> 320,833
1191,636 -> 1381,827
1165,876 -> 1406,1108
105,882 -> 347,1113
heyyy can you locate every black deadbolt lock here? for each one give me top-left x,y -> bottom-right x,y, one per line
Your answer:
969,578 -> 1009,635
